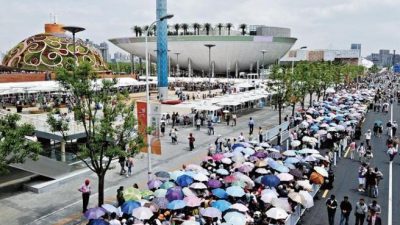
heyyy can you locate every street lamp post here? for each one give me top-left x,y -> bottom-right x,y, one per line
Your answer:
174,52 -> 180,77
62,26 -> 85,64
260,50 -> 267,80
205,44 -> 216,96
144,14 -> 174,181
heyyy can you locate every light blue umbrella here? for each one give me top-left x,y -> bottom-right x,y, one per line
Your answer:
211,200 -> 232,212
216,168 -> 229,176
176,175 -> 194,187
121,201 -> 141,214
284,157 -> 300,164
160,181 -> 176,190
242,147 -> 255,156
224,212 -> 246,225
167,199 -> 186,210
226,186 -> 245,197
269,160 -> 289,173
170,171 -> 185,181
212,188 -> 228,199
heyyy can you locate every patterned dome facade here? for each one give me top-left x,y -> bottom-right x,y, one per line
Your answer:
2,33 -> 108,71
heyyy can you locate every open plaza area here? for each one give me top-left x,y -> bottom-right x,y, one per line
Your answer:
1,1 -> 400,225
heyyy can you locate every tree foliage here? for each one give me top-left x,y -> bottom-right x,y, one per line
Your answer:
47,63 -> 144,206
0,114 -> 42,173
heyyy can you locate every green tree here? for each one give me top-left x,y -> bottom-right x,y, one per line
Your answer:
239,24 -> 247,35
203,23 -> 212,35
216,23 -> 224,35
132,26 -> 141,37
192,23 -> 200,35
369,64 -> 379,74
47,63 -> 144,206
226,23 -> 233,35
181,23 -> 189,35
0,114 -> 42,173
173,23 -> 180,35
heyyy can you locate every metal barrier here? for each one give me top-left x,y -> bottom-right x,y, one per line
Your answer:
285,184 -> 321,225
265,121 -> 290,141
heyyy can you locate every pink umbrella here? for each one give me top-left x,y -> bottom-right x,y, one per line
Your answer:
212,153 -> 225,161
184,196 -> 202,207
224,175 -> 237,183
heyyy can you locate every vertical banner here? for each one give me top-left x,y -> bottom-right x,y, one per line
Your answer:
136,101 -> 148,153
150,103 -> 162,155
136,101 -> 162,155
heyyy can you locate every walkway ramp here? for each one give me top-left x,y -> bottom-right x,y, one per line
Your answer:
10,155 -> 71,179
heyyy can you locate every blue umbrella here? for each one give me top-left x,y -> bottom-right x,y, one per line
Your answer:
226,186 -> 245,197
121,201 -> 141,214
88,219 -> 110,225
310,125 -> 319,131
166,186 -> 184,201
232,143 -> 244,150
216,168 -> 229,175
167,199 -> 186,210
284,157 -> 300,164
268,159 -> 289,173
176,175 -> 194,187
261,175 -> 280,187
212,188 -> 228,199
211,200 -> 232,212
84,207 -> 106,219
224,212 -> 246,225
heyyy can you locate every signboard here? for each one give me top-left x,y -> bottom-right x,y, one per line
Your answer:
136,101 -> 162,155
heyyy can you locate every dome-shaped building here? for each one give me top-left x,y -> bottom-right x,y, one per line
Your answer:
2,23 -> 108,71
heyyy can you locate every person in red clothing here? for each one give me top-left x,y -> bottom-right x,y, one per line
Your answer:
188,133 -> 195,151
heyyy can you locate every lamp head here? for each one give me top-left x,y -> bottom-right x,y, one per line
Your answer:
160,14 -> 174,21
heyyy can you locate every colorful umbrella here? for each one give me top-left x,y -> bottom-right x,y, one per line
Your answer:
167,199 -> 186,210
121,201 -> 141,214
226,186 -> 245,197
184,196 -> 202,207
151,197 -> 169,209
261,175 -> 280,187
176,174 -> 194,187
207,179 -> 223,188
212,188 -> 228,199
84,207 -> 106,219
182,221 -> 200,225
166,187 -> 184,201
255,168 -> 269,174
200,207 -> 222,218
123,187 -> 142,201
132,207 -> 153,220
255,160 -> 268,167
212,153 -> 225,161
224,212 -> 246,225
221,158 -> 233,164
140,190 -> 154,200
310,172 -> 324,184
211,200 -> 232,212
223,175 -> 237,183
101,204 -> 121,216
290,140 -> 301,147
147,179 -> 163,189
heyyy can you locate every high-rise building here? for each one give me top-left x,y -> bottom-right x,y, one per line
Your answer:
366,49 -> 400,67
351,44 -> 361,51
97,42 -> 110,62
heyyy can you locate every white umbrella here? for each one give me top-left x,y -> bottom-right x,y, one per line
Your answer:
190,182 -> 208,189
182,187 -> 197,197
255,168 -> 269,174
299,190 -> 314,208
277,173 -> 294,182
230,203 -> 249,212
291,140 -> 301,147
296,180 -> 313,191
271,198 -> 292,212
192,173 -> 209,182
314,166 -> 328,177
221,158 -> 233,165
182,221 -> 200,225
132,207 -> 153,220
266,207 -> 289,220
283,150 -> 297,156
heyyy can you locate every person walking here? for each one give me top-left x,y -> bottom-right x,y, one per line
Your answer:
349,141 -> 356,160
160,122 -> 166,137
365,130 -> 372,147
225,113 -> 230,126
366,211 -> 382,225
339,196 -> 352,225
355,198 -> 368,225
118,156 -> 126,175
196,118 -> 201,130
248,117 -> 255,135
392,121 -> 398,136
126,157 -> 134,177
170,128 -> 178,144
188,133 -> 195,151
232,113 -> 237,126
358,164 -> 367,192
326,195 -> 338,225
79,179 -> 91,213
116,186 -> 125,207
258,127 -> 263,143
387,145 -> 397,161
357,142 -> 366,162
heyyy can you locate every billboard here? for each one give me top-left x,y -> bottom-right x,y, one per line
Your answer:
136,101 -> 162,155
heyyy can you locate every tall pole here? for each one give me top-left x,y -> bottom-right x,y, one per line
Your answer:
174,52 -> 180,76
205,44 -> 215,96
144,14 -> 174,182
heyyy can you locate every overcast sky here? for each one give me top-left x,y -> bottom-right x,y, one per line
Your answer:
1,0 -> 399,57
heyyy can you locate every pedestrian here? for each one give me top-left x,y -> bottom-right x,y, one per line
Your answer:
357,142 -> 366,162
78,179 -> 91,213
231,113 -> 237,126
365,130 -> 372,147
207,120 -> 214,135
365,167 -> 377,197
225,113 -> 230,126
160,122 -> 166,137
368,200 -> 381,215
126,157 -> 133,177
116,186 -> 125,207
109,212 -> 121,225
258,127 -> 263,143
170,128 -> 178,144
326,195 -> 338,225
358,164 -> 367,192
188,133 -> 195,151
215,135 -> 222,152
248,117 -> 254,135
366,210 -> 382,225
238,132 -> 245,142
392,121 -> 398,136
354,198 -> 368,225
339,196 -> 352,225
119,156 -> 126,175
374,167 -> 383,186
349,141 -> 356,160
387,145 -> 397,161
196,118 -> 201,130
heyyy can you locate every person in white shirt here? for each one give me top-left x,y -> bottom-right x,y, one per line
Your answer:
365,130 -> 372,147
109,212 -> 121,225
238,132 -> 245,142
78,179 -> 91,213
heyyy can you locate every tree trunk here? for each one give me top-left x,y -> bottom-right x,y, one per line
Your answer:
309,92 -> 313,107
97,172 -> 105,206
301,96 -> 305,109
292,103 -> 295,116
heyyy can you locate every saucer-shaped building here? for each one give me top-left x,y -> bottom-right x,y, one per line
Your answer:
2,23 -> 108,71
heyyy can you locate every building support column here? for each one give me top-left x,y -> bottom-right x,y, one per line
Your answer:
235,61 -> 239,78
212,61 -> 215,78
61,140 -> 66,162
256,60 -> 259,75
188,58 -> 192,77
